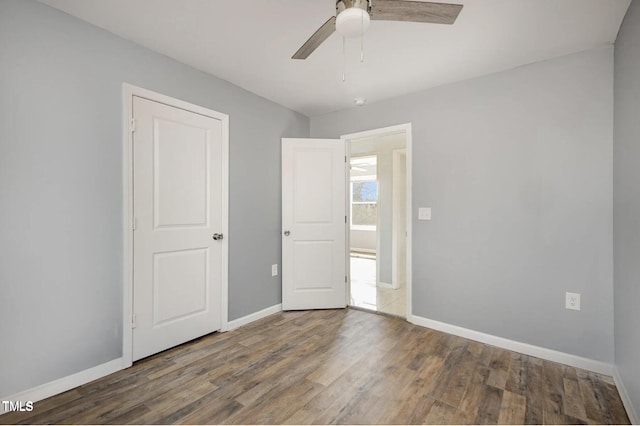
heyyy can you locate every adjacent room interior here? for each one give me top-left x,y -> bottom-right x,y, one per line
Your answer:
1,0 -> 640,424
349,133 -> 408,318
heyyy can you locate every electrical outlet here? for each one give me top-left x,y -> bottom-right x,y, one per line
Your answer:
272,264 -> 278,277
566,292 -> 581,311
418,207 -> 431,221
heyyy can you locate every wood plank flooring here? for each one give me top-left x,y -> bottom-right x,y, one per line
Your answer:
0,309 -> 630,425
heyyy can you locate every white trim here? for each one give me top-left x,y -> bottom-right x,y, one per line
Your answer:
391,148 -> 407,291
409,314 -> 613,375
122,85 -> 134,368
219,98 -> 230,335
406,126 -> 412,319
613,366 -> 639,424
350,248 -> 376,254
350,225 -> 376,231
342,123 -> 413,319
0,358 -> 125,415
345,142 -> 352,307
224,304 -> 282,331
377,281 -> 396,289
122,83 -> 230,364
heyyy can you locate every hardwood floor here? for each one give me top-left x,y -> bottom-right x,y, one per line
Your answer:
0,309 -> 630,425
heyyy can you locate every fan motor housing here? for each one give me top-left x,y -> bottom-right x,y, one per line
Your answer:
336,0 -> 371,15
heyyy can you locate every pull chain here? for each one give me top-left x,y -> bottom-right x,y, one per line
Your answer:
360,8 -> 364,62
342,36 -> 346,82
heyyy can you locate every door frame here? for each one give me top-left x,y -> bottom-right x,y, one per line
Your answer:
341,123 -> 413,318
391,148 -> 407,290
122,83 -> 230,367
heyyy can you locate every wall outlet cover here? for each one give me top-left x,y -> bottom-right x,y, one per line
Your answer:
566,292 -> 581,311
418,207 -> 431,221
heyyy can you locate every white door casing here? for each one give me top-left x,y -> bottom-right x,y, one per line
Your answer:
131,94 -> 227,361
392,148 -> 407,289
281,138 -> 347,310
342,123 -> 413,319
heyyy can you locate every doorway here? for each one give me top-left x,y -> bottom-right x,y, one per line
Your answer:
280,124 -> 412,318
349,154 -> 380,311
344,126 -> 411,318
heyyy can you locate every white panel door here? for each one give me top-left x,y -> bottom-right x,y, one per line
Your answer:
282,138 -> 347,310
133,96 -> 224,361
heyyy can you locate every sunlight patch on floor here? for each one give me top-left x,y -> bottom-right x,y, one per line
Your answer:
350,255 -> 406,317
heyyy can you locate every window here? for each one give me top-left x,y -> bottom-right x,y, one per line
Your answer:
350,155 -> 377,230
351,181 -> 378,227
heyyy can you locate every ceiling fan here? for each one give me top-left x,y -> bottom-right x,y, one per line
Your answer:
292,0 -> 464,60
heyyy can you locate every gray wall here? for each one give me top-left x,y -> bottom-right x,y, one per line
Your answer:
0,0 -> 308,397
614,0 -> 640,418
350,134 -> 406,284
312,47 -> 615,362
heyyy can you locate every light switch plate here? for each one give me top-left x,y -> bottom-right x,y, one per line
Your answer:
272,264 -> 278,277
418,207 -> 432,221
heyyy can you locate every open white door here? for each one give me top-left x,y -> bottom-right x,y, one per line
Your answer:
282,138 -> 347,310
132,96 -> 226,361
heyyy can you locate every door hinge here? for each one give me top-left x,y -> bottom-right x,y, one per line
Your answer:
345,216 -> 347,223
130,118 -> 136,133
132,216 -> 137,231
132,314 -> 137,329
345,275 -> 348,283
345,155 -> 347,163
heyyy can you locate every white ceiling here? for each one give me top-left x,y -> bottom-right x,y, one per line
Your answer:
39,0 -> 630,117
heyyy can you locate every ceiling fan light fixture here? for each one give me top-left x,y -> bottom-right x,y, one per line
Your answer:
335,7 -> 370,38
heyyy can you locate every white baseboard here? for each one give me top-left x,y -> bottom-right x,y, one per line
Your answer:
377,281 -> 397,289
350,248 -> 376,254
613,366 -> 639,424
224,304 -> 282,331
0,358 -> 126,415
409,315 -> 613,375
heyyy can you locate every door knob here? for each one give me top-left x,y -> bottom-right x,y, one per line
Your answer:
212,233 -> 223,240
283,230 -> 290,236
